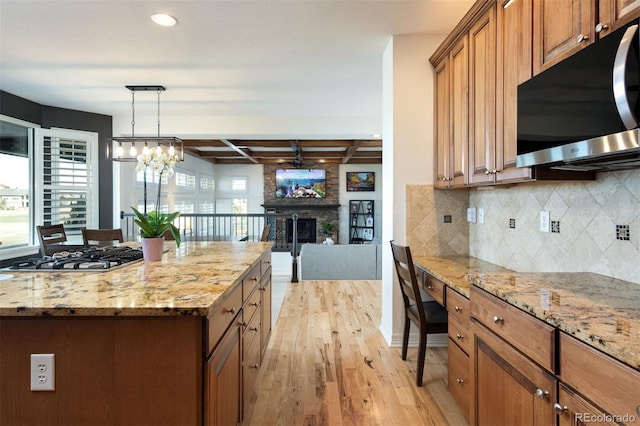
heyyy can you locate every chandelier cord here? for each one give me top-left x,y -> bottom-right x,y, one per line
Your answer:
157,90 -> 161,138
131,90 -> 136,137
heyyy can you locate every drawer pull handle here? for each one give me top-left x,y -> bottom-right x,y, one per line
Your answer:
251,277 -> 258,281
595,23 -> 608,33
251,363 -> 259,369
427,285 -> 433,291
535,389 -> 549,400
492,315 -> 503,324
250,302 -> 259,307
250,327 -> 258,332
454,306 -> 461,312
456,333 -> 464,340
456,378 -> 464,384
240,321 -> 247,328
225,307 -> 236,315
553,403 -> 567,415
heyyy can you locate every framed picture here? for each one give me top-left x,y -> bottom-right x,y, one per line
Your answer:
346,172 -> 375,192
362,228 -> 373,241
365,217 -> 374,227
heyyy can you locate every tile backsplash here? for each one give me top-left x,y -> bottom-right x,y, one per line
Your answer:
406,169 -> 640,285
469,170 -> 640,284
406,185 -> 469,257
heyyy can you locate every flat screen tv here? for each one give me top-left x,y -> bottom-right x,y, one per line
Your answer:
275,168 -> 326,198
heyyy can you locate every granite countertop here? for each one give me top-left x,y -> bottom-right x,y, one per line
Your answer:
0,241 -> 272,317
413,256 -> 640,372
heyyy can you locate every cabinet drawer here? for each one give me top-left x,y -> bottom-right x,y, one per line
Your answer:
207,283 -> 243,356
242,263 -> 261,302
416,268 -> 445,305
446,287 -> 470,327
448,338 -> 470,421
448,315 -> 471,355
244,284 -> 261,325
260,254 -> 271,277
243,323 -> 262,420
559,332 -> 640,422
242,306 -> 261,360
470,286 -> 555,372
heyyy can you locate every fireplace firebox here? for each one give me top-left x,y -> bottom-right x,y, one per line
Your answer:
286,218 -> 317,243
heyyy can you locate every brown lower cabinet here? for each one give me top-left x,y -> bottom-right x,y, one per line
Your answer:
557,384 -> 616,426
471,317 -> 557,426
206,318 -> 242,426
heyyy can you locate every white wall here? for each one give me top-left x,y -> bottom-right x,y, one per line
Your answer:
214,164 -> 265,213
380,34 -> 445,345
338,164 -> 382,244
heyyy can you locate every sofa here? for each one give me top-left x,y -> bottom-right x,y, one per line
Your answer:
299,243 -> 382,280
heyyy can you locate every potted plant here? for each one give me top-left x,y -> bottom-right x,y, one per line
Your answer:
132,146 -> 181,261
321,222 -> 335,245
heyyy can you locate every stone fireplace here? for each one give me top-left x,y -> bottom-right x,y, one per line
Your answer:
286,218 -> 316,243
263,163 -> 340,249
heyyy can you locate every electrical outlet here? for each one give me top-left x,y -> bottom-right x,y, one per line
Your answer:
30,354 -> 55,391
467,207 -> 477,224
540,211 -> 550,233
478,208 -> 485,224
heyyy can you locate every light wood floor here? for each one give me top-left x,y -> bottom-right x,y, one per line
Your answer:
247,279 -> 468,426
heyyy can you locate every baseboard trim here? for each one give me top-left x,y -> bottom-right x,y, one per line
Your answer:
389,332 -> 448,348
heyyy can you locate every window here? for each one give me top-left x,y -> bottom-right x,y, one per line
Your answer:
0,115 -> 98,258
175,172 -> 196,189
231,176 -> 247,192
200,175 -> 215,191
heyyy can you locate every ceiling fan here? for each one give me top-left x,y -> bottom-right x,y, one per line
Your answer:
286,140 -> 320,168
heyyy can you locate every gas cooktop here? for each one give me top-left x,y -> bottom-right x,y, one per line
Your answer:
7,246 -> 144,272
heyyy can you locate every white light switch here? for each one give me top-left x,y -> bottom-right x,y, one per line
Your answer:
478,208 -> 485,224
540,211 -> 550,233
467,207 -> 477,224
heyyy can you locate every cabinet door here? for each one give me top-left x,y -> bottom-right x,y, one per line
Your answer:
260,269 -> 272,357
557,384 -> 617,426
205,320 -> 242,426
468,6 -> 497,185
533,0 -> 595,74
598,0 -> 640,38
471,319 -> 556,426
496,0 -> 534,182
434,58 -> 451,188
449,35 -> 469,187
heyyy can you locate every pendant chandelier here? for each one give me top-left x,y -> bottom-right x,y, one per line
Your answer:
107,85 -> 183,162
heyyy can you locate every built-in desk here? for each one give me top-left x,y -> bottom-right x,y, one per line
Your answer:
412,256 -> 640,424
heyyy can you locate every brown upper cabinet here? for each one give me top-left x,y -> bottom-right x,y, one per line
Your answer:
434,36 -> 469,188
533,0 -> 640,75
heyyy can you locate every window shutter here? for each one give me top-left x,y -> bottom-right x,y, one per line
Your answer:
35,129 -> 98,237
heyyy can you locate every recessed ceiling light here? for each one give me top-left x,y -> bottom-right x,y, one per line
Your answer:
151,13 -> 178,27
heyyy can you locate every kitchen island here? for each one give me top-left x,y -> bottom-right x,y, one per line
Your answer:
0,241 -> 273,425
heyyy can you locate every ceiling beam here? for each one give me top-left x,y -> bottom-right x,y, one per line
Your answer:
342,140 -> 363,164
220,139 -> 259,164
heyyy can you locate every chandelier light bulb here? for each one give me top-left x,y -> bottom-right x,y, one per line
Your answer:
143,144 -> 150,155
169,145 -> 175,156
129,144 -> 137,157
116,143 -> 124,157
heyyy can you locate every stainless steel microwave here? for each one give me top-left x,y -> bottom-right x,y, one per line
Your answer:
516,20 -> 639,171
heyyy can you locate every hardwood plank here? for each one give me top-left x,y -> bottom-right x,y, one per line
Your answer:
247,280 -> 468,426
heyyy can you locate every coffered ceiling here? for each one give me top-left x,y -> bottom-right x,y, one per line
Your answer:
0,0 -> 473,165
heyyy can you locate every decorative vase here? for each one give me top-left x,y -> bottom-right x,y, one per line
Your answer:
141,237 -> 165,262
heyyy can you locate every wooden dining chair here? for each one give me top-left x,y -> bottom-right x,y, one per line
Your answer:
82,228 -> 124,247
37,224 -> 68,256
390,240 -> 448,386
260,224 -> 271,242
